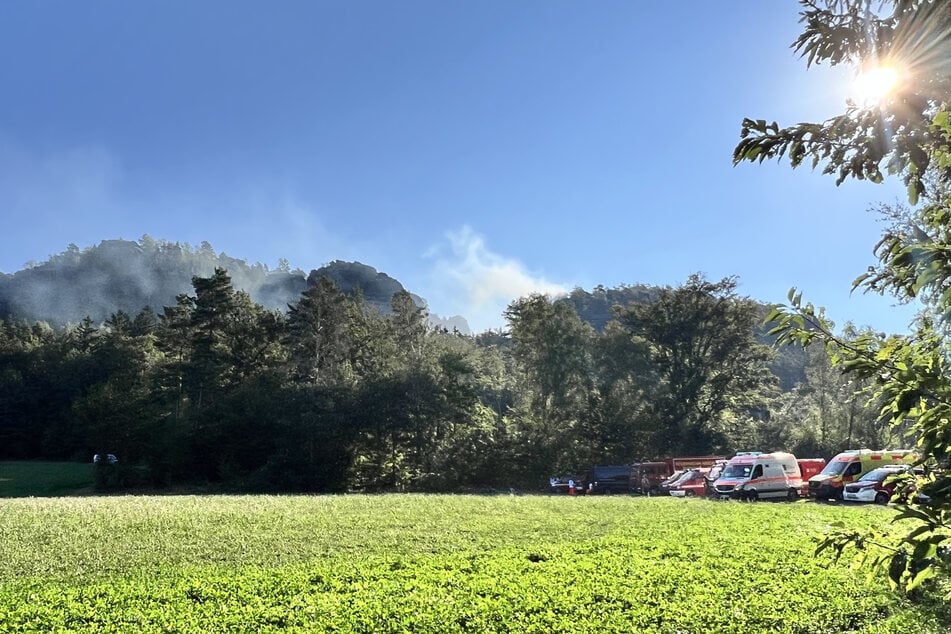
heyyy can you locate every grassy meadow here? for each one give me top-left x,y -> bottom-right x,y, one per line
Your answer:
0,493 -> 949,633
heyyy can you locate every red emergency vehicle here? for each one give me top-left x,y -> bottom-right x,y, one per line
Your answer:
667,469 -> 711,497
796,458 -> 826,496
631,456 -> 725,494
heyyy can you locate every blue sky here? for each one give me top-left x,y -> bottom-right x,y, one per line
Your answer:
0,1 -> 920,333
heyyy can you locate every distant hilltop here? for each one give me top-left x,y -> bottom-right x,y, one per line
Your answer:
0,237 -> 471,333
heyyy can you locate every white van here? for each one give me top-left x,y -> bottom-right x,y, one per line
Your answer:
713,452 -> 802,501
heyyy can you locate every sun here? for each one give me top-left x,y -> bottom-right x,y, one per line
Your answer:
852,65 -> 900,106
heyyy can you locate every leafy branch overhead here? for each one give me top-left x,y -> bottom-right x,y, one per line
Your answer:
734,1 -> 951,205
741,0 -> 951,595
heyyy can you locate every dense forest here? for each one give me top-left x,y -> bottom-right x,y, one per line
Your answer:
0,240 -> 903,492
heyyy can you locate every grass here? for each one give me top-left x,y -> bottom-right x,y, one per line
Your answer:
0,460 -> 94,497
0,494 -> 948,632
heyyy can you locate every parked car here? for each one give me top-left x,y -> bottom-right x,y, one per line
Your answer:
668,469 -> 709,497
631,455 -> 725,494
653,470 -> 686,496
842,465 -> 913,504
549,475 -> 585,495
808,449 -> 915,501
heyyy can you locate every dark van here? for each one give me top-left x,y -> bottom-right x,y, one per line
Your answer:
585,465 -> 632,494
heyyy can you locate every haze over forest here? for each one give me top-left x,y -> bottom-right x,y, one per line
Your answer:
0,238 -> 468,334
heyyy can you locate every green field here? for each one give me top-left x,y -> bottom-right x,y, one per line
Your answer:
0,494 -> 947,633
0,461 -> 94,498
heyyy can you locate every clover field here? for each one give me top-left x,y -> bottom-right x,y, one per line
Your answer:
0,494 -> 947,632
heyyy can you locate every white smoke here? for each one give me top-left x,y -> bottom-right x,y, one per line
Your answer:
424,226 -> 568,333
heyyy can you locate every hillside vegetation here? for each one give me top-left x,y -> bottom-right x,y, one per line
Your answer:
0,258 -> 892,493
0,238 -> 447,329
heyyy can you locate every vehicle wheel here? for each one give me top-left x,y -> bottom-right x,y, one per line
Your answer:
746,490 -> 758,502
874,491 -> 890,505
834,488 -> 844,502
685,491 -> 695,497
787,489 -> 798,502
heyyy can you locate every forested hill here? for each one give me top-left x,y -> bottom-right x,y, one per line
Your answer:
561,285 -> 659,331
559,284 -> 807,390
1,251 -> 873,493
0,237 -> 805,387
0,237 -> 466,331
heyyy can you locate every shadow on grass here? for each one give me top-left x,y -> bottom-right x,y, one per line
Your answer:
0,461 -> 94,497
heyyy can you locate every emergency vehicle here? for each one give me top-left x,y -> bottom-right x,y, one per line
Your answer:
808,449 -> 916,501
712,452 -> 803,501
842,465 -> 911,504
667,469 -> 711,497
796,458 -> 826,496
631,455 -> 725,494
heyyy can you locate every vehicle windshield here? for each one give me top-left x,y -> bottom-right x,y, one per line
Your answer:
721,464 -> 752,479
672,471 -> 697,486
859,467 -> 906,482
820,460 -> 850,476
661,471 -> 684,485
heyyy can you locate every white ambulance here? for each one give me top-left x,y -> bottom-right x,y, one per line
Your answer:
712,452 -> 803,501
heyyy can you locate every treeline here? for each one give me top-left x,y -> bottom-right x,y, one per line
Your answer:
0,269 -> 897,492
